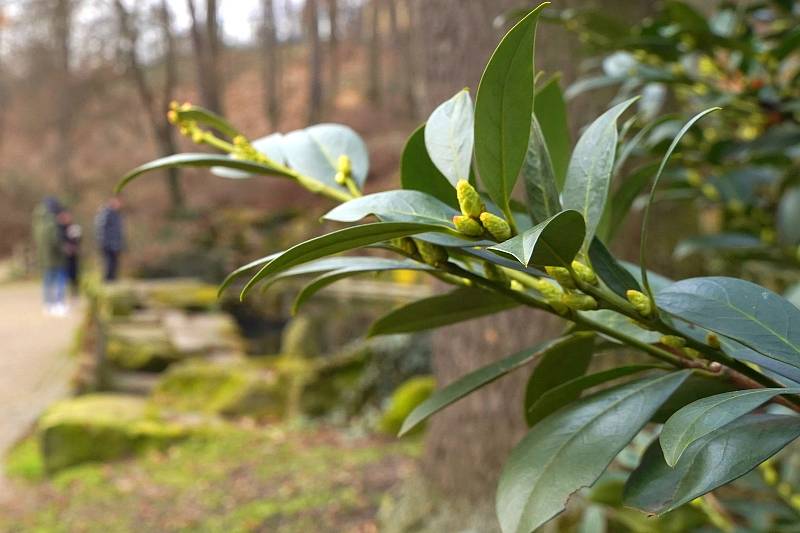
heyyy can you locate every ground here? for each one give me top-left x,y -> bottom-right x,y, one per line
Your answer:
0,425 -> 420,532
0,282 -> 81,497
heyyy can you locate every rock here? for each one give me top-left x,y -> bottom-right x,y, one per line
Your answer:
280,314 -> 320,358
38,394 -> 196,473
139,279 -> 220,311
150,359 -> 288,419
98,283 -> 141,318
297,341 -> 372,417
162,310 -> 244,357
378,376 -> 436,435
105,323 -> 178,371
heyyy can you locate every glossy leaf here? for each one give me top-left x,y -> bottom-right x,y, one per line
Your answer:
657,276 -> 800,371
562,97 -> 638,250
117,153 -> 294,193
368,287 -> 519,337
660,387 -> 800,467
588,238 -> 642,298
324,190 -> 458,228
488,210 -> 585,268
639,108 -> 719,299
474,5 -> 545,216
524,334 -> 595,426
292,259 -> 434,313
241,222 -> 454,298
282,123 -> 369,189
579,310 -> 661,344
401,125 -> 458,208
496,370 -> 691,533
527,365 -> 665,427
400,336 -> 573,437
425,89 -> 474,186
218,252 -> 282,295
625,414 -> 800,515
522,116 -> 561,224
534,75 -> 570,187
212,133 -> 287,178
606,162 -> 658,242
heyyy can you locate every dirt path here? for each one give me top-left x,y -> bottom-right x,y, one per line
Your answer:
0,282 -> 81,496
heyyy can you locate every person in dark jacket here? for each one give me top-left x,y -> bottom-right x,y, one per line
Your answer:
58,209 -> 82,296
94,196 -> 125,282
33,197 -> 68,314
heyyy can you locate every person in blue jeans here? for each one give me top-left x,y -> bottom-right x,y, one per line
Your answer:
94,196 -> 125,282
32,197 -> 68,315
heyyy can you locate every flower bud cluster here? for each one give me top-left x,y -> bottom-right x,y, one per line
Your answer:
452,180 -> 511,241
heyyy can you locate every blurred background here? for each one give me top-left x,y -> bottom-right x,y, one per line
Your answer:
2,0 -> 800,531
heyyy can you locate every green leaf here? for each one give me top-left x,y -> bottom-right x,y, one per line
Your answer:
496,370 -> 691,533
292,259 -> 434,313
639,108 -> 719,300
534,75 -> 570,188
522,116 -> 562,224
778,186 -> 800,246
660,387 -> 800,467
674,233 -> 767,260
324,190 -> 459,228
401,125 -> 458,208
579,310 -> 661,344
368,287 -> 519,337
588,238 -> 642,298
474,4 -> 546,217
527,365 -> 666,427
488,210 -> 585,268
241,222 -> 453,298
218,252 -> 282,295
399,336 -> 574,437
562,97 -> 638,251
116,153 -> 294,193
212,133 -> 287,178
176,106 -> 241,139
424,89 -> 474,185
524,334 -> 595,426
606,162 -> 658,242
625,414 -> 800,515
657,276 -> 800,371
282,123 -> 369,189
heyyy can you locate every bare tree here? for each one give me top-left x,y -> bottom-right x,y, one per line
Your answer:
53,0 -> 75,194
366,0 -> 381,106
186,0 -> 224,113
260,0 -> 281,128
326,0 -> 340,106
114,0 -> 184,210
306,0 -> 323,123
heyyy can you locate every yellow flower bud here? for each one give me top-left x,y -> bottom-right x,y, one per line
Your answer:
571,260 -> 597,285
626,290 -> 653,317
684,347 -> 700,358
660,335 -> 686,348
337,154 -> 352,175
169,100 -> 180,111
701,183 -> 720,201
510,279 -> 525,292
416,240 -> 448,267
393,237 -> 418,258
706,333 -> 721,349
167,110 -> 179,124
545,266 -> 576,289
761,462 -> 779,486
479,212 -> 511,242
191,128 -> 204,144
456,180 -> 483,218
779,482 -> 793,498
453,215 -> 484,237
530,278 -> 563,301
334,171 -> 347,185
562,292 -> 598,311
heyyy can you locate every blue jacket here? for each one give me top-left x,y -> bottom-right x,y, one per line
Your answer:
95,206 -> 124,252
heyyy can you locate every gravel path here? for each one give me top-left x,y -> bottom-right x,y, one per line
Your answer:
0,282 -> 81,497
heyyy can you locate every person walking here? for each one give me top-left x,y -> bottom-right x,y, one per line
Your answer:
95,196 -> 125,282
58,209 -> 82,297
32,197 -> 68,315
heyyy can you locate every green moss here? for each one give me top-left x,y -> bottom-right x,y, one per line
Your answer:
280,314 -> 319,358
146,281 -> 219,311
379,376 -> 436,435
105,323 -> 178,370
151,359 -> 287,418
98,284 -> 140,318
38,394 -> 195,473
5,435 -> 45,481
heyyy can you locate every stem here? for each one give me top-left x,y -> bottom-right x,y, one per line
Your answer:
502,202 -> 519,236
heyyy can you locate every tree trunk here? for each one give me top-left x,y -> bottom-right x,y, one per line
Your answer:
261,0 -> 282,128
397,0 -> 418,119
53,0 -> 74,195
186,0 -> 224,114
327,0 -> 340,107
204,0 -> 224,113
306,0 -> 323,123
366,0 -> 382,106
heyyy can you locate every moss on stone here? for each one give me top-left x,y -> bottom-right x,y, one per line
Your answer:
37,394 -> 195,473
105,323 -> 178,371
151,359 -> 288,419
144,280 -> 220,311
97,284 -> 140,318
379,376 -> 436,435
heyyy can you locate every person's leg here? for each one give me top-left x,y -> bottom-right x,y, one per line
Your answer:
104,249 -> 119,282
109,251 -> 119,281
43,268 -> 55,309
